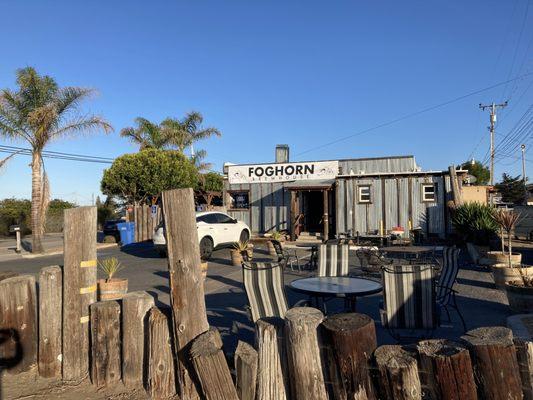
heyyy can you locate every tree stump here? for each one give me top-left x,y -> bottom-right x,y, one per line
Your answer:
38,266 -> 62,378
235,341 -> 258,400
256,317 -> 289,400
373,345 -> 422,400
322,313 -> 377,400
514,338 -> 533,400
90,301 -> 121,387
417,339 -> 477,400
148,307 -> 176,399
189,328 -> 239,400
62,206 -> 97,381
0,275 -> 37,374
284,307 -> 327,400
122,291 -> 154,388
462,326 -> 522,400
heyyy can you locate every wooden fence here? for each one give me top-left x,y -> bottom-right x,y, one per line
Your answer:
133,204 -> 162,243
0,190 -> 532,400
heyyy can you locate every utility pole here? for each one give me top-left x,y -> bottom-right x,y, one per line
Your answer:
521,144 -> 527,183
479,101 -> 508,185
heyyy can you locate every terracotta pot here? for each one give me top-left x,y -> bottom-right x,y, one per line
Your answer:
492,264 -> 533,289
98,278 -> 128,301
200,262 -> 208,281
505,281 -> 533,313
231,248 -> 253,266
486,251 -> 522,265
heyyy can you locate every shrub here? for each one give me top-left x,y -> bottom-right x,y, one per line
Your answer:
451,202 -> 498,245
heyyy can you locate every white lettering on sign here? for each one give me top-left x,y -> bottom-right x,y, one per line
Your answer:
228,161 -> 339,184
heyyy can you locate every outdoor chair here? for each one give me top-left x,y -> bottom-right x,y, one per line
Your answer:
241,260 -> 306,322
355,247 -> 393,276
435,247 -> 466,331
271,239 -> 301,272
317,244 -> 349,277
381,263 -> 436,340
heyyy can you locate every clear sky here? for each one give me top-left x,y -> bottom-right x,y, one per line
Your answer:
1,0 -> 532,204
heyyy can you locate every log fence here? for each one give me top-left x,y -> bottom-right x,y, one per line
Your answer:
1,189 -> 533,400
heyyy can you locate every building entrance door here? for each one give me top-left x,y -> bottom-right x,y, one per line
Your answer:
301,191 -> 323,232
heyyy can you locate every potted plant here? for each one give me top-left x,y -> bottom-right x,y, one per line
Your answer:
486,209 -> 522,265
230,240 -> 253,266
97,257 -> 128,300
505,268 -> 533,313
491,210 -> 530,289
267,231 -> 283,256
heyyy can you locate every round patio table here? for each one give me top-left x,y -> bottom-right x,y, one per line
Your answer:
288,276 -> 382,312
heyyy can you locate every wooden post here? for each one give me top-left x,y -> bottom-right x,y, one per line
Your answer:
190,328 -> 239,400
323,189 -> 329,240
417,339 -> 477,400
290,191 -> 297,241
235,341 -> 258,400
162,188 -> 209,398
148,307 -> 176,399
284,307 -> 327,400
462,326 -> 522,400
0,275 -> 37,374
256,317 -> 289,400
38,266 -> 62,378
90,301 -> 121,387
122,291 -> 155,388
62,206 -> 97,381
514,338 -> 533,400
322,313 -> 377,400
373,345 -> 422,400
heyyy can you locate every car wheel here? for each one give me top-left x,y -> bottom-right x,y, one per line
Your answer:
239,229 -> 250,242
157,249 -> 167,258
200,237 -> 214,260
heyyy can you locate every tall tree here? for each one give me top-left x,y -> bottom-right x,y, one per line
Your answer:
120,117 -> 169,150
495,173 -> 527,205
0,67 -> 112,252
460,160 -> 490,185
161,111 -> 221,153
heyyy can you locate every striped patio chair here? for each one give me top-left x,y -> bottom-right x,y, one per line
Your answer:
318,244 -> 349,277
436,247 -> 466,331
381,263 -> 436,338
241,262 -> 289,323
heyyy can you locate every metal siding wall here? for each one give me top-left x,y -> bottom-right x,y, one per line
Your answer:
384,179 -> 398,230
398,178 -> 410,231
339,157 -> 416,175
411,177 -> 426,232
336,179 -> 346,233
250,183 -> 262,232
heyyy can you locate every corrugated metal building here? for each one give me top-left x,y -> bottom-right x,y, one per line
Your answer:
223,145 -> 464,240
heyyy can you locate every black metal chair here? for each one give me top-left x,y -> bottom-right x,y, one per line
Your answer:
271,239 -> 301,272
355,247 -> 393,276
435,247 -> 466,331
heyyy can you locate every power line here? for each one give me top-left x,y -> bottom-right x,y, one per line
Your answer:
295,71 -> 533,158
0,146 -> 113,164
0,144 -> 114,161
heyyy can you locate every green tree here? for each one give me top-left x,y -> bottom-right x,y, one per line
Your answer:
495,173 -> 527,204
161,111 -> 221,153
120,117 -> 170,150
200,172 -> 223,192
0,67 -> 112,252
95,196 -> 118,227
101,149 -> 199,204
460,160 -> 490,185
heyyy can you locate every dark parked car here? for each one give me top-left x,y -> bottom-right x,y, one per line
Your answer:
514,206 -> 533,241
103,219 -> 123,241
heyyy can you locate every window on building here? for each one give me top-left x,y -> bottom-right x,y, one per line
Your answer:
421,183 -> 437,202
357,185 -> 372,203
228,191 -> 250,210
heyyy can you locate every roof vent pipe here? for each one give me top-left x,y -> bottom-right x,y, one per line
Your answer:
275,144 -> 289,163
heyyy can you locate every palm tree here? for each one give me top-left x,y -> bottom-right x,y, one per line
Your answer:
0,67 -> 112,253
161,111 -> 221,153
120,117 -> 170,150
191,149 -> 213,173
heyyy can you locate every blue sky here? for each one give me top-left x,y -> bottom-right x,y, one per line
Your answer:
1,0 -> 532,204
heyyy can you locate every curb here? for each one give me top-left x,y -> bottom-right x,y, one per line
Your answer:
20,243 -> 118,259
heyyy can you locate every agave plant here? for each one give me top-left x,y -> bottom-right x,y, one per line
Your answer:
98,257 -> 124,282
492,209 -> 521,268
233,240 -> 251,252
450,202 -> 499,245
271,231 -> 283,241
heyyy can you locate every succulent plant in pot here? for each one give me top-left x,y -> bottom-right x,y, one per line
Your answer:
230,240 -> 253,266
97,257 -> 128,300
505,267 -> 533,313
487,209 -> 522,266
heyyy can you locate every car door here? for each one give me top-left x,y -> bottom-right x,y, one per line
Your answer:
197,213 -> 220,246
215,213 -> 239,243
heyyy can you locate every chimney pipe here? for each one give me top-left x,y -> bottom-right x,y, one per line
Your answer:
275,144 -> 289,163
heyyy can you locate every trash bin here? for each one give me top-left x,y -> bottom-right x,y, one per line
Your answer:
117,222 -> 135,245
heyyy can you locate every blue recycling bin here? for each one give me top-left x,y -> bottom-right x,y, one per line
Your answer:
117,222 -> 135,245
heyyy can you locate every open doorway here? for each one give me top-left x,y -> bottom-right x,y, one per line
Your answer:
301,191 -> 324,233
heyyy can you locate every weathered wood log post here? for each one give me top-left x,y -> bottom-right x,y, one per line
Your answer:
514,338 -> 533,400
0,275 -> 37,374
417,339 -> 477,400
90,301 -> 121,387
235,341 -> 258,400
284,307 -> 328,400
256,317 -> 289,400
38,266 -> 62,378
322,313 -> 377,400
190,328 -> 239,400
162,188 -> 209,398
148,307 -> 176,399
62,206 -> 97,381
462,326 -> 522,400
122,291 -> 155,388
373,345 -> 422,400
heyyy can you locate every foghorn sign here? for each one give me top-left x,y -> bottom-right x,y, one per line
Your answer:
228,161 -> 339,184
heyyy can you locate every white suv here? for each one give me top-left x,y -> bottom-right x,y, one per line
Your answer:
153,211 -> 251,260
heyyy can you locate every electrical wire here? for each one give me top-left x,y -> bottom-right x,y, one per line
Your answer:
0,146 -> 113,164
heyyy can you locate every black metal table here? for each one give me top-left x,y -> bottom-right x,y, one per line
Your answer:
288,276 -> 382,312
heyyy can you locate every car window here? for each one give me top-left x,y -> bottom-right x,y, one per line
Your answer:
197,214 -> 218,224
215,213 -> 235,224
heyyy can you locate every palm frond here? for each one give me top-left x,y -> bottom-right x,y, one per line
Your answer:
51,115 -> 113,140
55,87 -> 95,115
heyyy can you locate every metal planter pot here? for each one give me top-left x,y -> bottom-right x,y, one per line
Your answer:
492,264 -> 533,290
505,281 -> 533,313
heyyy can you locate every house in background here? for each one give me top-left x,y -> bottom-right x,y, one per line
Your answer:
223,145 -> 466,240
